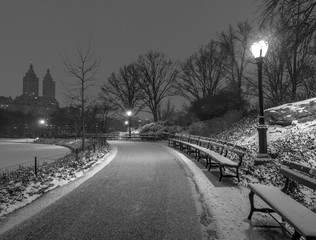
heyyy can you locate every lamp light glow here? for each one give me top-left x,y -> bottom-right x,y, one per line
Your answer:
250,40 -> 269,58
126,110 -> 132,116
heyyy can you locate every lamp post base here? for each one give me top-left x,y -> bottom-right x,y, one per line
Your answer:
253,154 -> 271,166
257,124 -> 268,154
254,124 -> 270,165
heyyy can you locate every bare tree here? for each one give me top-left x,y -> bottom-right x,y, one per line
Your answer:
96,99 -> 116,133
263,35 -> 291,105
157,99 -> 175,122
260,1 -> 315,101
137,51 -> 178,122
101,62 -> 145,117
218,21 -> 253,99
85,99 -> 116,134
260,0 -> 316,46
176,41 -> 227,103
60,41 -> 101,150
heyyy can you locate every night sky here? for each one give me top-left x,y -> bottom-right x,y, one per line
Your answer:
0,0 -> 258,108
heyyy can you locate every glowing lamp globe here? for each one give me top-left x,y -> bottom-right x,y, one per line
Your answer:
251,40 -> 269,59
126,110 -> 132,116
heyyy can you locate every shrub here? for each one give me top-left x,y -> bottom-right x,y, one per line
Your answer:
189,90 -> 248,121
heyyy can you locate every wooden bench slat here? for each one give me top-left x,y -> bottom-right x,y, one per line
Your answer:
282,160 -> 314,175
280,166 -> 316,190
249,183 -> 316,238
248,161 -> 316,240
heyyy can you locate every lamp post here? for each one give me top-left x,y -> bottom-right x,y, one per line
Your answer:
39,119 -> 45,138
251,40 -> 269,158
126,110 -> 132,137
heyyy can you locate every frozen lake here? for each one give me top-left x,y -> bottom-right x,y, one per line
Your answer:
0,139 -> 71,169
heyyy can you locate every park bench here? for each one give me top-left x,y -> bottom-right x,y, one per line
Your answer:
248,160 -> 316,240
168,134 -> 246,182
195,140 -> 246,182
168,133 -> 188,149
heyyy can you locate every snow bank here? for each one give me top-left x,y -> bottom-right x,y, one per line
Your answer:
0,145 -> 111,219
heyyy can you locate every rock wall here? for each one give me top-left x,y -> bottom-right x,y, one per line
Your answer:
265,97 -> 316,126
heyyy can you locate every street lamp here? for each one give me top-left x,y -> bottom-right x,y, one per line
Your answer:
251,40 -> 269,159
39,119 -> 45,138
126,110 -> 132,137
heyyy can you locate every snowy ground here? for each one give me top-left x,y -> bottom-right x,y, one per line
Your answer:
1,121 -> 315,239
0,143 -> 111,220
0,140 -> 71,168
169,146 -> 290,240
0,138 -> 35,143
185,120 -> 316,239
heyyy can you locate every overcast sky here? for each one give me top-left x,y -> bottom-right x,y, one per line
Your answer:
0,0 -> 259,108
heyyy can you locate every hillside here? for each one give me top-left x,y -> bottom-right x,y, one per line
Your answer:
139,98 -> 316,212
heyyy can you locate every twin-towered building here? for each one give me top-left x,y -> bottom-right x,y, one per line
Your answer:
0,63 -> 59,114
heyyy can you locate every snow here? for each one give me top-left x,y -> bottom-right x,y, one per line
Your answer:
0,139 -> 35,143
1,110 -> 316,239
266,97 -> 316,112
167,115 -> 316,239
169,147 -> 289,240
0,145 -> 112,220
0,141 -> 71,168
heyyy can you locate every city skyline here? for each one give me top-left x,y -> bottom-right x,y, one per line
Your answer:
0,63 -> 58,114
0,0 -> 259,108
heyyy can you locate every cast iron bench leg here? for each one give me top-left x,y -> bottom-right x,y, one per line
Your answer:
219,166 -> 223,181
248,190 -> 255,220
195,150 -> 199,160
197,151 -> 201,162
236,167 -> 240,182
205,155 -> 209,168
207,158 -> 212,171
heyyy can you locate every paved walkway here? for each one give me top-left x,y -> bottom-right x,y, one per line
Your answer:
0,141 -> 206,240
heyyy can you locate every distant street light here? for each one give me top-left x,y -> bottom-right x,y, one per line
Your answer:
251,40 -> 269,158
39,119 -> 45,138
126,110 -> 132,137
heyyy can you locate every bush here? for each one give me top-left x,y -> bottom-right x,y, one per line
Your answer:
188,110 -> 244,136
189,90 -> 248,121
139,122 -> 183,137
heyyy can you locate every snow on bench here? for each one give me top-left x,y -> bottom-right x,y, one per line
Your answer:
195,139 -> 246,182
248,160 -> 316,240
168,134 -> 246,182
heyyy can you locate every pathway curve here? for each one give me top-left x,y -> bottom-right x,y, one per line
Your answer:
0,141 -> 204,240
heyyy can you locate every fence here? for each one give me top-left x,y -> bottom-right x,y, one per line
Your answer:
86,133 -> 170,141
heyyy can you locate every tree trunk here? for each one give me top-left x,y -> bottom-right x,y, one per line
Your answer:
81,80 -> 85,150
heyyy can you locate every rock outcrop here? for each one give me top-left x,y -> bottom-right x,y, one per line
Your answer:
265,97 -> 316,126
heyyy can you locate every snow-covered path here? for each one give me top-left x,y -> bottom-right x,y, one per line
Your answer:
0,141 -> 204,240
